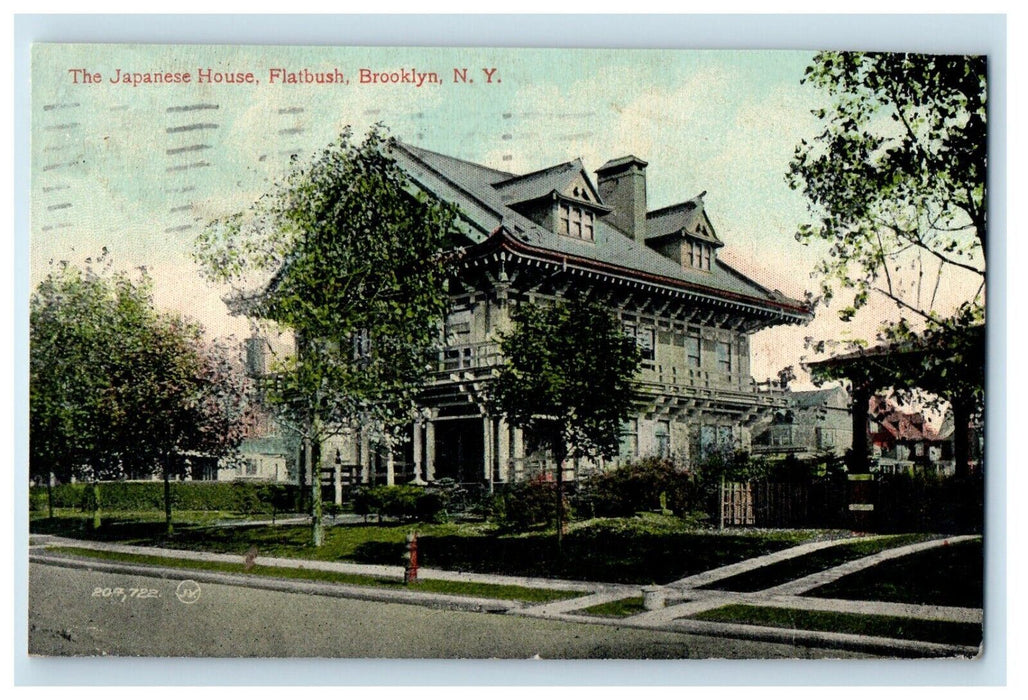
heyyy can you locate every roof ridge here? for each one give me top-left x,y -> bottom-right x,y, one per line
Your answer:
493,158 -> 580,188
394,140 -> 515,179
647,193 -> 706,219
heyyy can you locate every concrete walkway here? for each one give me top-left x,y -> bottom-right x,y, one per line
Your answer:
514,533 -> 982,658
29,531 -> 983,658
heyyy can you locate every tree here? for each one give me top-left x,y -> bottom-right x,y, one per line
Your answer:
788,52 -> 987,474
195,127 -> 461,546
789,52 -> 985,333
30,256 -> 251,531
489,298 -> 643,551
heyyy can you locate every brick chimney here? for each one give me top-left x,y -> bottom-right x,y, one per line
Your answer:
595,155 -> 648,243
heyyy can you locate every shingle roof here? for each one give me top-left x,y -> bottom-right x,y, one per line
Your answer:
492,158 -> 605,208
390,141 -> 806,314
647,194 -> 723,246
787,386 -> 848,409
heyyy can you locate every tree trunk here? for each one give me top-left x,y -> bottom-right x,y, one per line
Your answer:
849,382 -> 872,474
306,425 -> 324,547
46,471 -> 54,519
164,455 -> 174,537
554,445 -> 567,558
953,396 -> 973,478
91,479 -> 101,530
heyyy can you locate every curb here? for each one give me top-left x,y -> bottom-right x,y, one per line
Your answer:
512,607 -> 981,659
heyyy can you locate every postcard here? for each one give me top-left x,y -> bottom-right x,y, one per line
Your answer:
27,42 -> 987,661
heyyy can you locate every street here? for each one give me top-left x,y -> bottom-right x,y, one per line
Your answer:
28,562 -> 870,659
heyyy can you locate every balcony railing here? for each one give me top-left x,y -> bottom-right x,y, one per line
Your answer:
434,343 -> 785,406
437,341 -> 504,373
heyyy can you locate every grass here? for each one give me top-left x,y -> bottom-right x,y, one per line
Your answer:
691,604 -> 982,647
698,534 -> 934,592
806,539 -> 983,608
580,596 -> 646,617
31,512 -> 829,584
45,546 -> 580,603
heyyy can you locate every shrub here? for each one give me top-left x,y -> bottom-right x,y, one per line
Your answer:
578,457 -> 701,518
29,481 -> 301,515
492,477 -> 572,532
349,484 -> 449,523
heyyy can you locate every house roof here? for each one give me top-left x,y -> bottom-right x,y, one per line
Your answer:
492,158 -> 606,208
390,141 -> 808,319
869,396 -> 940,442
646,194 -> 723,247
787,385 -> 849,409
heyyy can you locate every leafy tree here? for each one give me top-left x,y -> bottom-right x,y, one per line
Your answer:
789,51 -> 986,330
195,127 -> 460,546
788,52 -> 987,474
30,256 -> 251,531
489,298 -> 642,551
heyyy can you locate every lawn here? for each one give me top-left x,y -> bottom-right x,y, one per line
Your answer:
691,604 -> 982,648
580,596 -> 647,617
45,546 -> 580,603
30,512 -> 828,584
805,539 -> 983,608
697,533 -> 934,592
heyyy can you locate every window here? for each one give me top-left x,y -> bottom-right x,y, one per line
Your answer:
817,427 -> 836,448
716,341 -> 732,374
619,419 -> 638,459
687,241 -> 713,271
624,324 -> 655,365
558,201 -> 595,241
772,426 -> 793,447
655,421 -> 671,458
445,310 -> 472,339
352,329 -> 371,360
244,459 -> 258,476
685,334 -> 700,367
700,425 -> 716,457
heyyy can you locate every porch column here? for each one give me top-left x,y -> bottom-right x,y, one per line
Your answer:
359,431 -> 371,484
333,447 -> 343,506
497,418 -> 511,483
412,419 -> 426,484
386,449 -> 395,486
425,413 -> 437,481
483,415 -> 494,487
512,426 -> 525,481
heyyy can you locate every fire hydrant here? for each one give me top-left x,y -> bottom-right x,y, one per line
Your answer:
403,531 -> 419,584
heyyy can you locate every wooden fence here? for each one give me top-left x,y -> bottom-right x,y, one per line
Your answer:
719,477 -> 982,532
720,480 -> 846,529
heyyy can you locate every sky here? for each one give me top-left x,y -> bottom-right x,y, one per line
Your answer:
30,44 -> 980,385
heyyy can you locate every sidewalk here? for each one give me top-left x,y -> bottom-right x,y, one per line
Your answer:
30,532 -> 982,658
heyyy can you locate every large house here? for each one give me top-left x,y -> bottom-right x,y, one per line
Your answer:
295,142 -> 812,491
751,385 -> 853,459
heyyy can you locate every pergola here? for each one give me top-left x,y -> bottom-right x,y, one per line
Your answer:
805,324 -> 984,478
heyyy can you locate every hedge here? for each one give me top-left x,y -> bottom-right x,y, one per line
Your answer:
351,484 -> 451,523
29,481 -> 301,514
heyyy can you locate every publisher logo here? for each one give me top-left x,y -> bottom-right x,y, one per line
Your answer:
175,580 -> 201,604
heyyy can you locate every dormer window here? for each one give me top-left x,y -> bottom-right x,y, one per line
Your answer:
687,240 -> 713,271
559,202 -> 595,241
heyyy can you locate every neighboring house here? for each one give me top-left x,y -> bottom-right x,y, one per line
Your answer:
868,396 -> 948,476
273,143 -> 812,488
751,385 -> 853,459
215,403 -> 299,484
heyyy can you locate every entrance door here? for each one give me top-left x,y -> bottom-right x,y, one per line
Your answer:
433,418 -> 484,484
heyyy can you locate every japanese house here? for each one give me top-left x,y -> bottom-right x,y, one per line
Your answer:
307,143 -> 814,490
